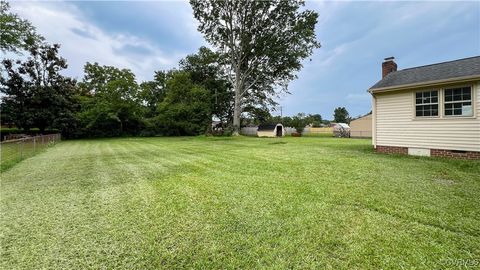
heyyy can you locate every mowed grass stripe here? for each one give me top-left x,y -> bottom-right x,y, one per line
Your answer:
1,137 -> 479,269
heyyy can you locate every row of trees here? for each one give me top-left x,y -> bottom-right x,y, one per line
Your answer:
2,41 -> 351,138
1,0 -> 323,138
0,2 -> 228,137
1,43 -> 234,137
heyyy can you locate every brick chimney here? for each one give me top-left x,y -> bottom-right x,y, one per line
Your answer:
382,57 -> 397,78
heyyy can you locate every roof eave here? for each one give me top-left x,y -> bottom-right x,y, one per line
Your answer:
368,74 -> 480,94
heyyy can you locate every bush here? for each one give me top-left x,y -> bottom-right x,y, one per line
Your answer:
138,118 -> 160,137
221,125 -> 234,136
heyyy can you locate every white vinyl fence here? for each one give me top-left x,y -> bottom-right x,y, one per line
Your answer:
240,127 -> 258,136
241,126 -> 371,138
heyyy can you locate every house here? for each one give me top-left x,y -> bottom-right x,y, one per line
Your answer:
368,56 -> 480,159
257,123 -> 285,137
349,113 -> 372,138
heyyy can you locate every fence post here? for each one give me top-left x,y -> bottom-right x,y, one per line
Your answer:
18,141 -> 21,160
20,139 -> 24,159
33,136 -> 36,153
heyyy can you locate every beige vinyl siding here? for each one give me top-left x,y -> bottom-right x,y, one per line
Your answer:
374,82 -> 480,152
350,114 -> 372,138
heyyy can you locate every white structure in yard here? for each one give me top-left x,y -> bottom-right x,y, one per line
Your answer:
257,124 -> 285,137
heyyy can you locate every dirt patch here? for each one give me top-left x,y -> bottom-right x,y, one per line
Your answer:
269,142 -> 287,145
434,178 -> 456,186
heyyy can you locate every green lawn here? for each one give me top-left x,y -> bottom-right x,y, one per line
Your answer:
1,136 -> 60,172
1,137 -> 479,269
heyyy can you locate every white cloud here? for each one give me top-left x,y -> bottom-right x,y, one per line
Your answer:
10,1 -> 186,81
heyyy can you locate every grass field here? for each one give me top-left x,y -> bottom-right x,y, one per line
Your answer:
1,136 -> 479,269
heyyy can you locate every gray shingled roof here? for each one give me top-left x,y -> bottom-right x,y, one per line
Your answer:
370,56 -> 480,90
258,124 -> 280,131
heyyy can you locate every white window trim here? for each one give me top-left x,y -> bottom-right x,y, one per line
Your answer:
443,86 -> 474,117
414,90 -> 440,118
413,84 -> 477,120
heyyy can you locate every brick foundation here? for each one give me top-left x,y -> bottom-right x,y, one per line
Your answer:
430,149 -> 480,160
375,145 -> 408,155
375,145 -> 480,160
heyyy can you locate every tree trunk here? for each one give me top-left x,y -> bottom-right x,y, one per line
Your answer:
233,92 -> 241,135
232,74 -> 242,136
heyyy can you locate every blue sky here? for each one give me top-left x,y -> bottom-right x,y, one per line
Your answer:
10,1 -> 480,119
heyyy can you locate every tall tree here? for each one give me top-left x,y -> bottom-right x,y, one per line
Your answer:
77,62 -> 143,137
156,71 -> 211,136
0,44 -> 77,134
179,46 -> 233,124
139,70 -> 169,118
190,0 -> 320,134
333,107 -> 350,123
0,0 -> 43,53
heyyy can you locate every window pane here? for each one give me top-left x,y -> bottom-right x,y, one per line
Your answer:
444,87 -> 472,117
416,91 -> 439,116
462,102 -> 473,116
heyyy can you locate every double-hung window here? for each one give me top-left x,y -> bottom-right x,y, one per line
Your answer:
444,87 -> 472,116
415,90 -> 438,117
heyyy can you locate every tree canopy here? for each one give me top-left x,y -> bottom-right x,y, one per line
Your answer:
76,62 -> 144,137
179,46 -> 233,124
156,71 -> 211,136
190,0 -> 320,133
333,107 -> 350,124
0,0 -> 43,53
0,44 -> 77,134
1,0 -> 323,139
139,71 -> 169,118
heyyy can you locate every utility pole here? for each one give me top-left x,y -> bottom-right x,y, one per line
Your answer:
280,106 -> 283,117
